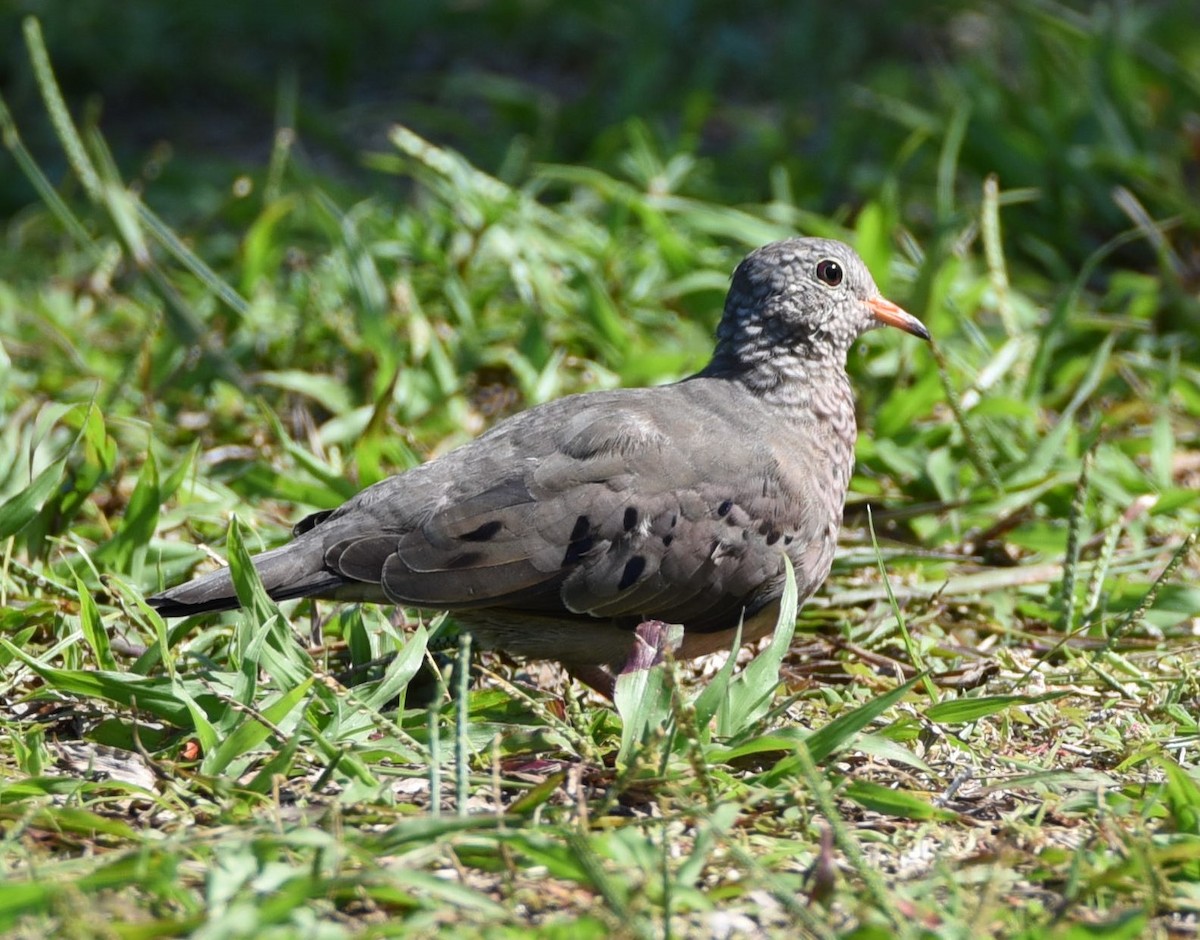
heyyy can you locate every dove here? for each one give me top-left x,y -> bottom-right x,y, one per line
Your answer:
150,237 -> 929,694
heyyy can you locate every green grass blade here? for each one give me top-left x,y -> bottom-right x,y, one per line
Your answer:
74,575 -> 116,672
22,16 -> 100,199
716,555 -> 800,737
1,640 -> 196,727
0,458 -> 66,541
0,93 -> 98,254
204,677 -> 314,775
924,691 -> 1070,724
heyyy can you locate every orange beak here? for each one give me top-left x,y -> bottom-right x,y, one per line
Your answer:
867,296 -> 930,341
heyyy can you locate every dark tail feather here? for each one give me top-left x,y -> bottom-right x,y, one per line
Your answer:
148,539 -> 344,618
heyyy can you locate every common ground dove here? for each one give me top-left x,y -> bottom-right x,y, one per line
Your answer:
149,237 -> 930,694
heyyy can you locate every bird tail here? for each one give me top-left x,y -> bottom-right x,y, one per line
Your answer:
147,538 -> 343,618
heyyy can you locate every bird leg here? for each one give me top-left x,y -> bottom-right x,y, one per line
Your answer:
622,620 -> 679,674
567,619 -> 682,699
566,664 -> 618,699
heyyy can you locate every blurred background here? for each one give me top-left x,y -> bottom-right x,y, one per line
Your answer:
3,0 -> 1198,276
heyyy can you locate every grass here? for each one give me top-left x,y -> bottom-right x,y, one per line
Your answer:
2,3 -> 1200,937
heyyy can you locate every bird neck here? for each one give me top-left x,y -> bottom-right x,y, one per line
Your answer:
699,336 -> 853,412
691,347 -> 858,502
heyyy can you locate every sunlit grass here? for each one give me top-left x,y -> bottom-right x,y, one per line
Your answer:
1,4 -> 1199,937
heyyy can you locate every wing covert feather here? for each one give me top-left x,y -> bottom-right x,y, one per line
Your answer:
309,384 -> 830,634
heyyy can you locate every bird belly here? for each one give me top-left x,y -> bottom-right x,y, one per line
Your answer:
452,610 -> 639,669
452,593 -> 791,672
675,601 -> 783,660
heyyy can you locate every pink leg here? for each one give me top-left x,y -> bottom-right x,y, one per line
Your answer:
567,620 -> 678,699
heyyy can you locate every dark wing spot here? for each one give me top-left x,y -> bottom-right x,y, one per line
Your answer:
293,509 -> 334,537
623,507 -> 638,532
563,515 -> 595,567
562,535 -> 594,567
717,499 -> 733,517
618,555 -> 646,590
662,533 -> 674,547
765,530 -> 781,546
446,551 -> 484,569
460,519 -> 503,542
784,535 -> 794,545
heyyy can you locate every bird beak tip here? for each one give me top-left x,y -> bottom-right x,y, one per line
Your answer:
867,296 -> 931,342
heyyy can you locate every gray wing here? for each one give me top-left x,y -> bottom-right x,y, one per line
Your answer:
317,383 -> 821,632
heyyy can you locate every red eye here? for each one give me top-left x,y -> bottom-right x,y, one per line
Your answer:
816,259 -> 843,287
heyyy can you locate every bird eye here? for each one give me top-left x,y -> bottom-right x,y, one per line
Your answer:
815,259 -> 843,287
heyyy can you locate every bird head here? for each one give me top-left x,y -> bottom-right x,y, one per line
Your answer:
719,237 -> 930,368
